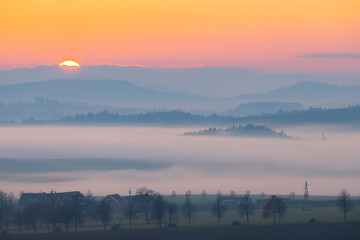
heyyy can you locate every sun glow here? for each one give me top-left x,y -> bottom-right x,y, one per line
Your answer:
59,60 -> 80,67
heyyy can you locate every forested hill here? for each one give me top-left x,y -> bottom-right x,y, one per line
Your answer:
18,105 -> 360,125
185,124 -> 290,138
38,111 -> 238,125
241,105 -> 360,124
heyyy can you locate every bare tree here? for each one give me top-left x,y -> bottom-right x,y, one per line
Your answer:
262,195 -> 287,225
150,195 -> 167,228
0,191 -> 7,230
23,204 -> 41,233
238,191 -> 256,225
135,187 -> 155,224
57,201 -> 75,232
182,192 -> 196,228
96,201 -> 112,231
275,196 -> 287,224
123,200 -> 138,230
211,197 -> 227,227
336,189 -> 353,224
166,202 -> 177,225
39,203 -> 55,233
84,190 -> 97,223
3,192 -> 15,230
13,210 -> 25,233
72,194 -> 86,232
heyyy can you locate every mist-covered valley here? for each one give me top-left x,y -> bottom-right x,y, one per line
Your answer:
1,66 -> 360,198
0,125 -> 359,197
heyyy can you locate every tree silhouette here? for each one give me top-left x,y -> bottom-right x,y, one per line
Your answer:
182,192 -> 196,228
211,197 -> 227,227
96,201 -> 112,231
23,204 -> 41,233
39,203 -> 56,233
336,189 -> 353,224
150,195 -> 167,228
166,202 -> 177,225
13,210 -> 25,233
262,195 -> 287,224
0,191 -> 7,230
72,194 -> 86,232
135,187 -> 155,224
57,201 -> 75,232
84,191 -> 97,224
238,191 -> 256,225
123,200 -> 138,230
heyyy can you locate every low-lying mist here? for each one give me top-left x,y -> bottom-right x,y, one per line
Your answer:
0,125 -> 359,196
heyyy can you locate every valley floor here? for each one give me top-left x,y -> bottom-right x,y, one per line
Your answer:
2,223 -> 360,240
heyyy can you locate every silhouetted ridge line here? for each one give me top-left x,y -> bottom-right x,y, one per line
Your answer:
12,105 -> 360,125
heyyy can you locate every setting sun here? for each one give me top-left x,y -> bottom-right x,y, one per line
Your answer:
59,60 -> 80,67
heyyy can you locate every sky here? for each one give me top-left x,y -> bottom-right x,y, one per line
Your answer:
1,0 -> 359,71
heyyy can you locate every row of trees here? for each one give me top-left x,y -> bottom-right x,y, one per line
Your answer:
0,188 -> 355,233
0,191 -> 113,233
111,189 -> 353,229
121,188 -> 195,229
210,191 -> 286,226
211,190 -> 354,226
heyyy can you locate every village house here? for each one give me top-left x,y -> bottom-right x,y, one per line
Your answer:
102,194 -> 128,211
18,191 -> 84,207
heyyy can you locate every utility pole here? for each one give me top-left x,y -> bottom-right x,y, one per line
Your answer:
303,181 -> 310,210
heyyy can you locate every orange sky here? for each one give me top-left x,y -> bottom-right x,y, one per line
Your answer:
0,0 -> 359,71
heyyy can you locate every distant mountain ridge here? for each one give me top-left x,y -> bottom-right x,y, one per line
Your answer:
226,101 -> 303,117
1,65 -> 359,98
237,82 -> 360,107
0,98 -> 158,122
12,105 -> 360,126
0,78 -> 360,114
0,79 -> 210,109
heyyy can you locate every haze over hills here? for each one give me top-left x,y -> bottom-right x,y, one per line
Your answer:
226,101 -> 303,117
12,105 -> 360,126
1,65 -> 360,98
0,98 -> 158,122
1,78 -> 360,122
0,79 -> 211,109
236,82 -> 360,108
1,77 -> 360,112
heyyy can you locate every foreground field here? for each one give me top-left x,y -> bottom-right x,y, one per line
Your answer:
4,195 -> 360,234
2,223 -> 360,240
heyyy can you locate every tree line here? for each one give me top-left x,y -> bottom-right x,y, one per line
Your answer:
0,188 -> 355,234
15,104 -> 360,125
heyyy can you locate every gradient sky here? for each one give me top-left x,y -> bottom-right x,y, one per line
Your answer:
1,0 -> 359,71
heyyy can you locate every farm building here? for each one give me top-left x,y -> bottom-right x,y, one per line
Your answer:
103,194 -> 128,211
18,191 -> 84,207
